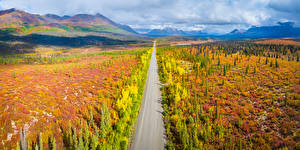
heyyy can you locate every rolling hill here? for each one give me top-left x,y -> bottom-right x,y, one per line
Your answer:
0,8 -> 149,55
0,8 -> 137,35
0,8 -> 47,27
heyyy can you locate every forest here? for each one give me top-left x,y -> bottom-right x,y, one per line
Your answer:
0,48 -> 151,149
157,41 -> 299,149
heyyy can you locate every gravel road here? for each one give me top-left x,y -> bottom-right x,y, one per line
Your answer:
130,41 -> 165,150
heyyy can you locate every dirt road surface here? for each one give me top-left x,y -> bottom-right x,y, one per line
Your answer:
131,41 -> 165,150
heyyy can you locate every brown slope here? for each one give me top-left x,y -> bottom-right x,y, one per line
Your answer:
58,14 -> 114,26
45,13 -> 137,33
0,8 -> 137,34
0,8 -> 48,27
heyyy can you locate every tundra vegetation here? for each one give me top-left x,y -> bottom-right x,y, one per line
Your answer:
0,48 -> 151,149
157,41 -> 300,150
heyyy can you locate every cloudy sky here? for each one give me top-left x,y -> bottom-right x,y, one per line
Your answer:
0,0 -> 299,33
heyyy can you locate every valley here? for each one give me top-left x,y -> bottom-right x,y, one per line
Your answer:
0,3 -> 299,150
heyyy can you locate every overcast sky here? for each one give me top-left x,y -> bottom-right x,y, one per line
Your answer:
0,0 -> 299,33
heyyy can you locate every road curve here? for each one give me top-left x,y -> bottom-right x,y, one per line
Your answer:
131,41 -> 165,150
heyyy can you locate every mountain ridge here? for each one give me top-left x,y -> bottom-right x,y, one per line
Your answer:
0,8 -> 48,26
146,27 -> 207,37
144,22 -> 300,38
0,8 -> 137,34
1,8 -> 299,39
225,22 -> 300,39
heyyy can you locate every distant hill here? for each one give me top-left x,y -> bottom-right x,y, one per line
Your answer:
0,8 -> 137,35
55,13 -> 117,26
144,22 -> 300,39
147,27 -> 186,36
225,22 -> 300,39
44,14 -> 71,21
229,29 -> 245,34
0,8 -> 47,26
146,27 -> 207,37
184,30 -> 208,36
134,28 -> 152,34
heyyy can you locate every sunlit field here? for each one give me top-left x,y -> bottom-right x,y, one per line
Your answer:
157,41 -> 299,149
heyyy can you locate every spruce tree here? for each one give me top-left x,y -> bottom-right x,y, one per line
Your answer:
84,122 -> 90,149
234,58 -> 237,66
49,137 -> 56,150
245,65 -> 249,74
270,61 -> 273,67
78,128 -> 84,150
89,135 -> 98,149
275,59 -> 279,68
39,133 -> 43,150
52,138 -> 56,150
72,128 -> 78,150
68,123 -> 73,147
100,102 -> 111,139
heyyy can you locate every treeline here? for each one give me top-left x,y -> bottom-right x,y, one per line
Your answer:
182,41 -> 300,61
0,48 -> 148,65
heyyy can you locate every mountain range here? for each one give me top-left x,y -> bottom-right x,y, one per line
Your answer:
145,27 -> 207,37
0,8 -> 136,35
225,22 -> 300,39
144,22 -> 300,38
0,8 -> 299,39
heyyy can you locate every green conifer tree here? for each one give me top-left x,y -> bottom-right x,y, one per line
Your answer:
84,122 -> 90,149
100,102 -> 110,139
78,128 -> 84,150
245,65 -> 249,74
39,133 -> 43,150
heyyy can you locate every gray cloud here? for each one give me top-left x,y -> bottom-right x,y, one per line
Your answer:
0,0 -> 299,33
268,0 -> 300,13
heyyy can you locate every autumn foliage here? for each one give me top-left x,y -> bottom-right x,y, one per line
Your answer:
157,42 -> 299,150
0,48 -> 151,149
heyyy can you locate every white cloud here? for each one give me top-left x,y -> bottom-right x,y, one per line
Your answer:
0,0 -> 299,33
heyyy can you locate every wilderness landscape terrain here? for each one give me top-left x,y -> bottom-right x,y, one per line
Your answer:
157,41 -> 299,149
0,2 -> 299,150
